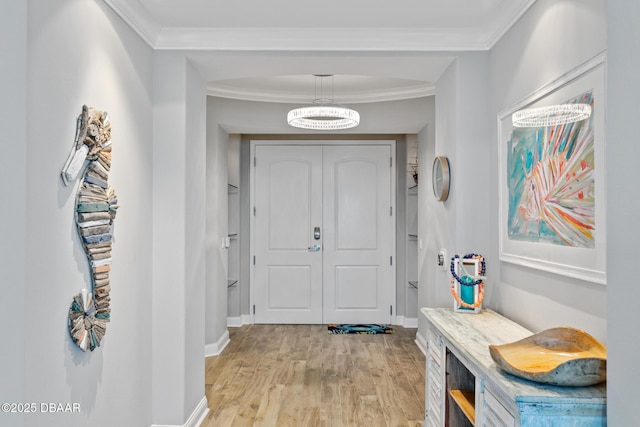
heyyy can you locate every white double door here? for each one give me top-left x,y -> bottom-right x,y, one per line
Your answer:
253,143 -> 394,324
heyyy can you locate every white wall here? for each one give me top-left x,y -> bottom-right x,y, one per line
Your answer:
0,3 -> 26,426
416,122 -> 433,340
14,1 -> 154,426
489,0 -> 607,340
607,0 -> 640,424
152,51 -> 208,424
490,4 -> 640,424
2,2 -> 209,426
184,59 -> 208,422
205,97 -> 230,351
208,96 -> 433,135
417,52 -> 492,342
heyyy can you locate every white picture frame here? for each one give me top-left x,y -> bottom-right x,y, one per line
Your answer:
497,52 -> 606,285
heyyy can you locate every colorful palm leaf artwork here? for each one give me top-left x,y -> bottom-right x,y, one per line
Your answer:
507,91 -> 595,248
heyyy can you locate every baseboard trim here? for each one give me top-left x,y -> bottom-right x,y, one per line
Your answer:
227,314 -> 251,327
204,329 -> 230,358
403,317 -> 418,328
151,395 -> 209,427
186,397 -> 209,427
394,316 -> 418,328
227,316 -> 243,327
415,330 -> 427,355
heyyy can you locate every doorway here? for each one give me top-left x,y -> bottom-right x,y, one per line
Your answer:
250,141 -> 396,324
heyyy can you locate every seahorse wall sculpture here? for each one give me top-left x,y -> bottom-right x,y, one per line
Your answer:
61,105 -> 119,352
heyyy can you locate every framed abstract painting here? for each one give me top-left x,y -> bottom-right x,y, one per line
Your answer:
497,52 -> 606,285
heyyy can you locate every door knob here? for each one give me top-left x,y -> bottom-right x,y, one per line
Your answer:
308,245 -> 321,252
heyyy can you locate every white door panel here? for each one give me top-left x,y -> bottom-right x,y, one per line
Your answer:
253,143 -> 394,324
254,145 -> 323,323
334,159 -> 379,249
266,266 -> 312,309
334,266 -> 379,309
323,145 -> 393,324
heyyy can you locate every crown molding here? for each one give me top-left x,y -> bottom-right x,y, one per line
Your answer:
484,0 -> 537,48
104,0 -> 160,46
104,0 -> 534,52
155,27 -> 491,52
207,82 -> 436,103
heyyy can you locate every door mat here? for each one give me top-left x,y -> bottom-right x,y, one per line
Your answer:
328,324 -> 394,334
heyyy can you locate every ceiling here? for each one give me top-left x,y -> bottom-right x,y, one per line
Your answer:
105,0 -> 536,103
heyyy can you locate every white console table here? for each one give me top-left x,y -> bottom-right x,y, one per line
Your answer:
422,308 -> 606,427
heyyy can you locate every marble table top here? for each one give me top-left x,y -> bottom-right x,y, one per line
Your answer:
422,307 -> 607,406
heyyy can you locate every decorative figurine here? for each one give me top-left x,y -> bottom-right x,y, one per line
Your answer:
450,253 -> 485,314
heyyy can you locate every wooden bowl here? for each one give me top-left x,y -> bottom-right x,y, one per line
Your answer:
489,327 -> 606,386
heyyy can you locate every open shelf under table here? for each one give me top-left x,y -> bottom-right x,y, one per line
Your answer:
450,389 -> 475,425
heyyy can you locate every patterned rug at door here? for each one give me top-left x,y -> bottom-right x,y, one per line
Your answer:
327,324 -> 394,334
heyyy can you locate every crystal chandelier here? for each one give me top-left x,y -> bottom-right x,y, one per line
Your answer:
287,75 -> 360,130
512,103 -> 591,127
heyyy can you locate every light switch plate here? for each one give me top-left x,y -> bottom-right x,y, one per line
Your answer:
437,249 -> 447,271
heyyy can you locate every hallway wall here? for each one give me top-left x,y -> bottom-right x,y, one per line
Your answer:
416,52 -> 494,346
152,52 -> 208,425
205,96 -> 230,351
489,0 -> 607,340
0,2 -> 27,425
10,0 -> 155,426
606,0 -> 640,424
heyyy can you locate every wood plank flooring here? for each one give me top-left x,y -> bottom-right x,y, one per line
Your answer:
203,324 -> 425,427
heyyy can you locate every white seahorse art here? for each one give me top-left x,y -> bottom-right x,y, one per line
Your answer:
61,105 -> 119,351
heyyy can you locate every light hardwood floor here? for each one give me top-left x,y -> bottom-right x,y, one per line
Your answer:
203,324 -> 425,427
